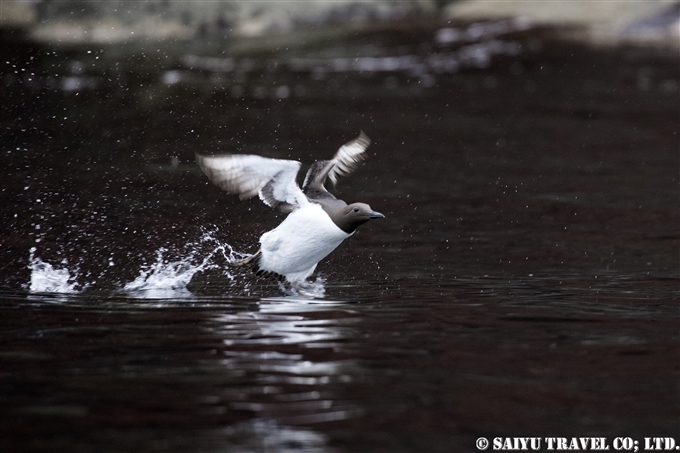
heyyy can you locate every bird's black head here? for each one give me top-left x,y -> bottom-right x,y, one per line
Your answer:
337,202 -> 385,233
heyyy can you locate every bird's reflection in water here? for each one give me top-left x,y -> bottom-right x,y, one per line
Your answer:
207,297 -> 362,450
214,420 -> 331,453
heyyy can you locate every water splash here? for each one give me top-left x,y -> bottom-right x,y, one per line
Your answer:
122,247 -> 204,298
27,247 -> 80,293
26,230 -> 248,297
122,231 -> 243,298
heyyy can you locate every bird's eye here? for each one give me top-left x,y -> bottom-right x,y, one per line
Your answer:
353,207 -> 359,213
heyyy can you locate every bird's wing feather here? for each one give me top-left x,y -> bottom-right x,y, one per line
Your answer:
302,132 -> 371,192
196,153 -> 307,211
328,131 -> 371,185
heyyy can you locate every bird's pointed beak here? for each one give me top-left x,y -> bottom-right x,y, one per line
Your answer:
368,211 -> 385,219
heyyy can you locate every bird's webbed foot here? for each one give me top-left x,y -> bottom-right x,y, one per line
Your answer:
287,278 -> 326,299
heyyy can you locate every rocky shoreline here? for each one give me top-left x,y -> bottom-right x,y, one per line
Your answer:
2,1 -> 678,48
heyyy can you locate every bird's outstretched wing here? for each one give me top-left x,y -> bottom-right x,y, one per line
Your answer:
302,131 -> 371,193
328,131 -> 371,185
196,153 -> 307,212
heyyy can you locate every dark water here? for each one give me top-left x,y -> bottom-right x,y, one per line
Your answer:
1,20 -> 679,452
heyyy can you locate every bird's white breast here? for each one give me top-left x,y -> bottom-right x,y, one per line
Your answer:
259,203 -> 351,278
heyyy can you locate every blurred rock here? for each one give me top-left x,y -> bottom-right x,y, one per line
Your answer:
445,0 -> 680,47
5,1 -> 677,47
4,0 -> 440,43
0,1 -> 37,26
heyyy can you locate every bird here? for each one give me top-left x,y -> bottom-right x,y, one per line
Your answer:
196,131 -> 384,292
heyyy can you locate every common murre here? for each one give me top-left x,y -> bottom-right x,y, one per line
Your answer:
196,132 -> 384,291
